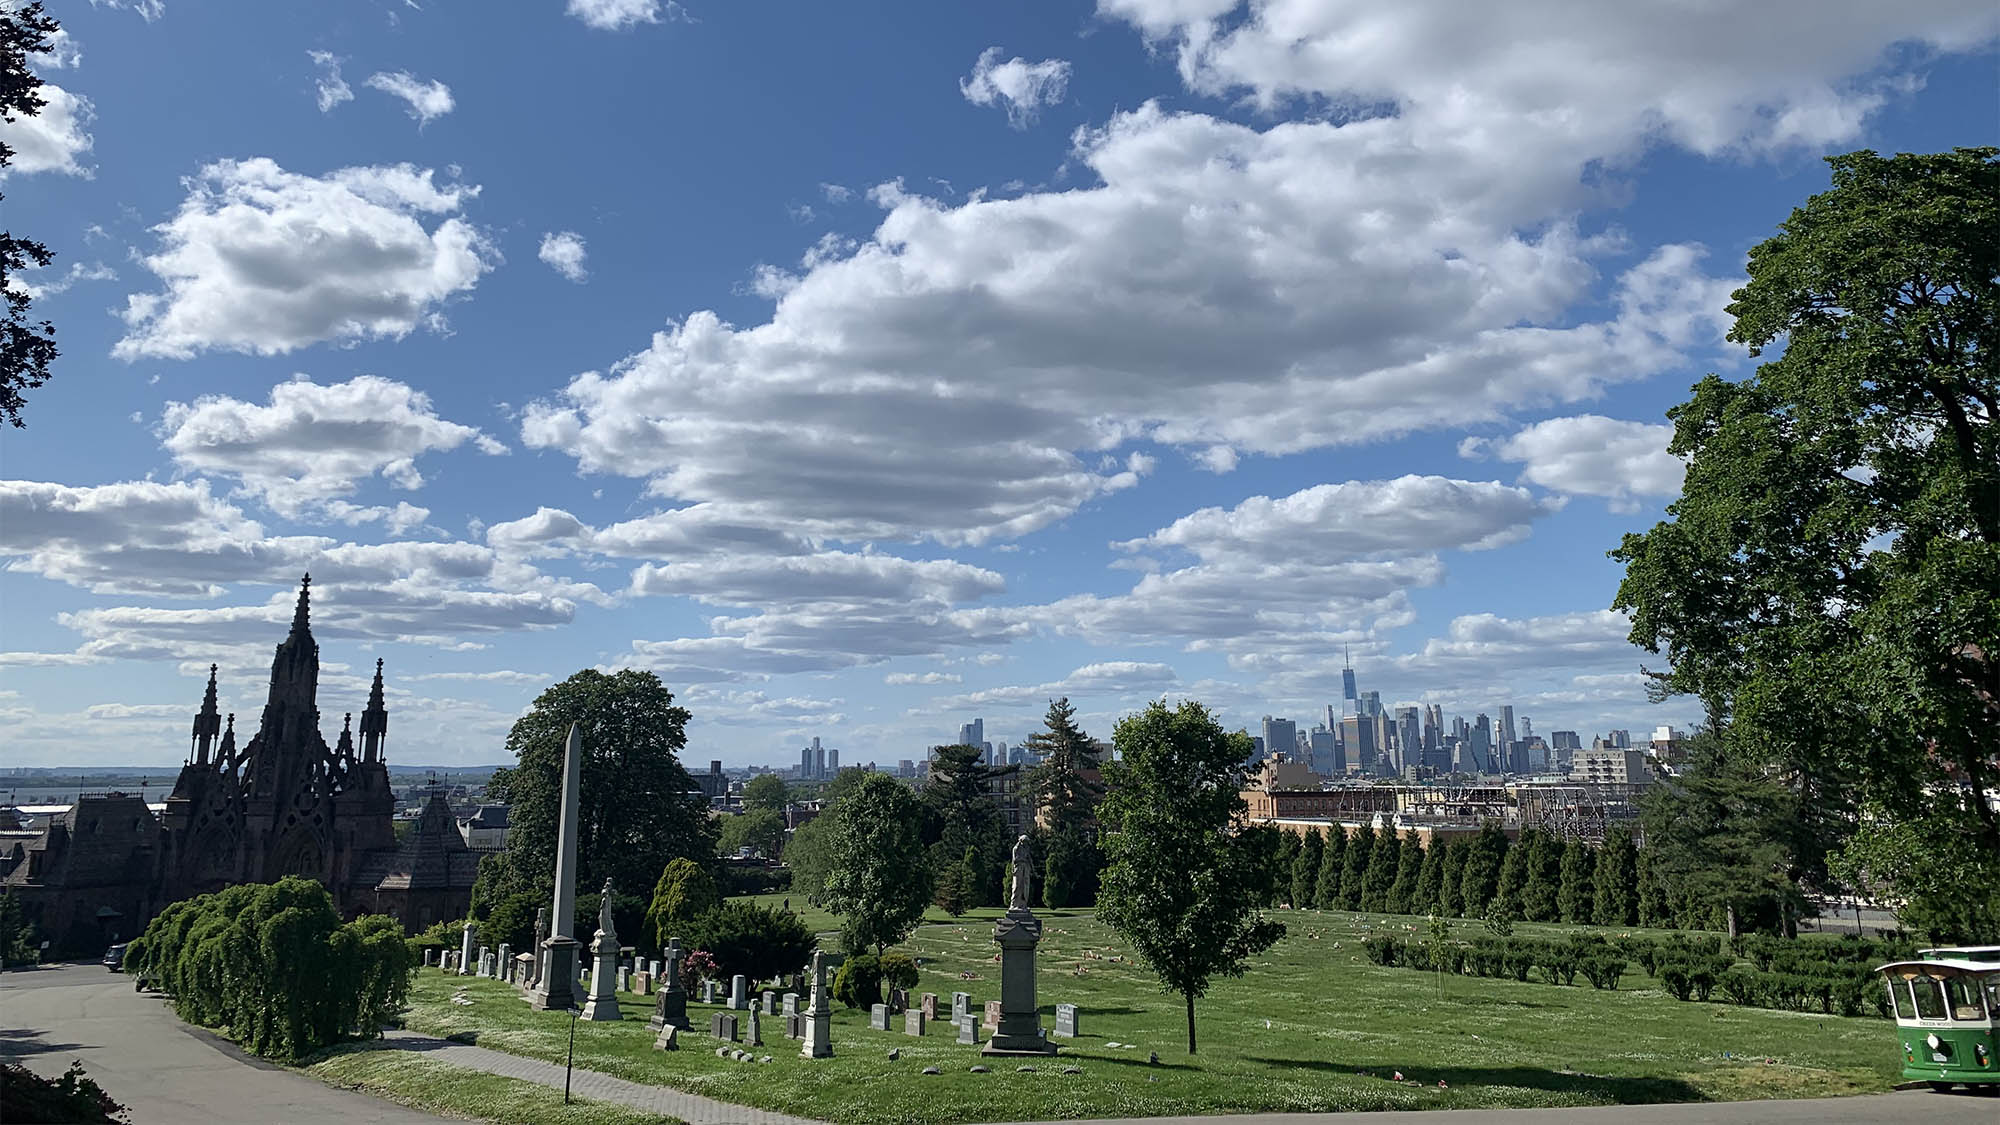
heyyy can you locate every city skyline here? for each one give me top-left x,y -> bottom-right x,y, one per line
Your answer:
4,4 -> 1990,768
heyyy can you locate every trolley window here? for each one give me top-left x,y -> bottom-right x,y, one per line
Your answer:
1910,977 -> 1948,1021
1943,975 -> 1987,1021
1888,979 -> 1915,1020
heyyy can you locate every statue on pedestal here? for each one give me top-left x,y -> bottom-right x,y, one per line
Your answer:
985,834 -> 1056,1055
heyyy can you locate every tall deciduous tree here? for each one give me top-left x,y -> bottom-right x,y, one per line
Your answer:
1612,148 -> 2000,922
1023,697 -> 1106,908
816,773 -> 934,954
0,3 -> 61,427
479,670 -> 715,910
1097,700 -> 1284,1054
717,807 -> 786,859
741,773 -> 791,813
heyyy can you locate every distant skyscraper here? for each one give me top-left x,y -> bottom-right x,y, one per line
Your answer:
814,736 -> 825,780
1357,690 -> 1381,719
1607,729 -> 1631,749
799,744 -> 814,779
1499,705 -> 1517,747
1341,647 -> 1358,716
1308,728 -> 1337,776
1339,714 -> 1376,774
1394,706 -> 1420,775
1520,715 -> 1533,740
827,747 -> 839,775
958,718 -> 984,750
1260,716 -> 1297,765
1468,713 -> 1493,774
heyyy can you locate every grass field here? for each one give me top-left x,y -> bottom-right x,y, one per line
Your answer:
383,907 -> 1903,1125
308,1044 -> 683,1125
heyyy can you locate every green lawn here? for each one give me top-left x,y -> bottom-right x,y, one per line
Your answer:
388,909 -> 1902,1125
308,1043 -> 684,1125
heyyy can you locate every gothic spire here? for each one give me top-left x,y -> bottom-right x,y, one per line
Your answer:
289,573 -> 312,638
359,658 -> 388,763
219,713 -> 236,770
191,663 -> 222,765
336,712 -> 356,763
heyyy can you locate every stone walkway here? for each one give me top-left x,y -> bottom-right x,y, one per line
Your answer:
375,1031 -> 826,1125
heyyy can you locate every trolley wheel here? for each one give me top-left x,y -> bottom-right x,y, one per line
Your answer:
1925,1081 -> 1956,1093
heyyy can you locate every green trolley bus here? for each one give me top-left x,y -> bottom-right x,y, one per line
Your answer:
1876,956 -> 1999,1092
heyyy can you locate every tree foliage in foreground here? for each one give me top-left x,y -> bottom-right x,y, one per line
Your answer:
647,856 -> 720,950
476,670 -> 717,918
815,772 -> 934,954
1612,147 -> 2000,930
1097,700 -> 1283,1054
124,878 -> 413,1062
0,3 -> 62,427
682,901 -> 816,985
0,1061 -> 127,1124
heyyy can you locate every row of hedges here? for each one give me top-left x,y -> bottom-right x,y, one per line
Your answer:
1365,933 -> 1631,989
124,877 -> 415,1062
1362,928 -> 1896,1018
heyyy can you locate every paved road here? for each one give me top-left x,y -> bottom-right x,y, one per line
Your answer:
991,1090 -> 1997,1125
0,962 -> 446,1125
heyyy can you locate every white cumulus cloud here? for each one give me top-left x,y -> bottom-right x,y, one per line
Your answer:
1461,414 -> 1684,512
0,83 -> 94,178
365,70 -> 454,126
960,47 -> 1072,127
115,159 -> 497,360
567,0 -> 672,31
538,231 -> 588,282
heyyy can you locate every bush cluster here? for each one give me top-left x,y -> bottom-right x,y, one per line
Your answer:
0,1061 -> 128,1123
124,877 -> 415,1062
1368,932 -> 1630,989
832,950 -> 919,1009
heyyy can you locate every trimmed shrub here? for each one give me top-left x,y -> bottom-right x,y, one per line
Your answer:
682,901 -> 816,987
1718,967 -> 1761,1006
1361,934 -> 1406,967
832,951 -> 884,1009
1581,953 -> 1628,990
0,1061 -> 128,1123
1660,964 -> 1694,1001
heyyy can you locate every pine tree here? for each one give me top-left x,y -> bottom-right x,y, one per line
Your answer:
1439,839 -> 1469,916
1592,829 -> 1639,926
1521,832 -> 1564,922
1387,830 -> 1424,915
1313,826 -> 1344,909
1338,823 -> 1374,911
1558,838 -> 1596,924
1413,837 -> 1445,915
1636,846 -> 1670,928
1457,823 -> 1508,918
1495,828 -> 1533,911
1273,831 -> 1303,905
1290,828 -> 1324,909
1361,828 -> 1399,912
1023,698 -> 1105,908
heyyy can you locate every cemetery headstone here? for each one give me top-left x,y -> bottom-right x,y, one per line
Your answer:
711,1012 -> 738,1042
730,974 -> 748,1010
649,937 -> 689,1032
983,1000 -> 1003,1029
983,834 -> 1057,1055
654,1025 -> 679,1051
618,966 -> 632,993
904,1009 -> 927,1037
1053,1004 -> 1078,1038
761,990 -> 776,1015
748,1010 -> 763,1047
919,992 -> 939,1019
870,1003 -> 891,1031
952,992 -> 971,1022
956,1017 -> 980,1046
632,970 -> 651,996
703,980 -> 718,1004
782,991 -> 800,1017
786,1013 -> 804,1040
580,878 -> 623,1022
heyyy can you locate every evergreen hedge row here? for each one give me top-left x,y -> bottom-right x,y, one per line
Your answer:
1359,927 -> 1905,1018
124,877 -> 415,1062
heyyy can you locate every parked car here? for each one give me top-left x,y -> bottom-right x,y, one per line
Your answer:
102,943 -> 127,972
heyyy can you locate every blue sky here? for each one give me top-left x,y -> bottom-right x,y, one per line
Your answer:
3,0 -> 1995,769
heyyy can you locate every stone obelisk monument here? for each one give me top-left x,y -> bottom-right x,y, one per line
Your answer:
580,878 -> 623,1021
985,834 -> 1056,1055
531,723 -> 585,1011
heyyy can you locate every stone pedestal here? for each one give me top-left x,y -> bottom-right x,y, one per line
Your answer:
649,939 -> 689,1032
800,950 -> 839,1060
581,931 -> 622,1021
983,908 -> 1056,1056
458,922 -> 476,976
532,936 -> 582,1011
